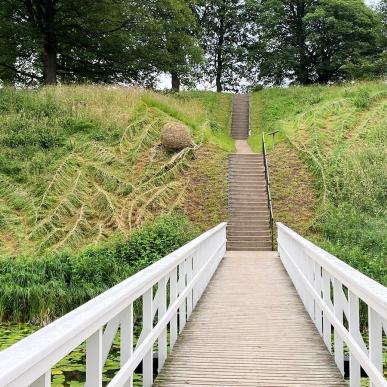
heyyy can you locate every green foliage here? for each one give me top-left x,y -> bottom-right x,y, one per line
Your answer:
194,0 -> 250,92
0,86 -> 232,256
0,0 -> 201,86
142,91 -> 234,151
182,91 -> 234,151
248,0 -> 385,84
251,82 -> 387,286
0,212 -> 197,323
146,0 -> 203,90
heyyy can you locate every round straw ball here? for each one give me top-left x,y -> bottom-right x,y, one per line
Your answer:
161,122 -> 193,151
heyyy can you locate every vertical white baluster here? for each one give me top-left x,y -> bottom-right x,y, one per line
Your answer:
192,251 -> 199,308
306,254 -> 315,320
30,371 -> 51,387
186,255 -> 193,319
86,328 -> 103,387
348,292 -> 361,387
121,304 -> 133,387
158,276 -> 167,372
313,262 -> 323,335
170,267 -> 178,350
198,247 -> 205,298
322,269 -> 332,353
333,278 -> 344,376
369,307 -> 383,387
142,288 -> 153,387
178,261 -> 186,333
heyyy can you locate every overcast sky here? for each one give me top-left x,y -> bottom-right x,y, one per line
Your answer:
366,0 -> 380,5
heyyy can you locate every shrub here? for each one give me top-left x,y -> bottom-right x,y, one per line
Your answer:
0,213 -> 197,324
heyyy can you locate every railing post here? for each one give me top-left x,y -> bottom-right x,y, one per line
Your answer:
348,292 -> 361,387
178,261 -> 187,333
30,371 -> 51,387
262,130 -> 274,250
86,328 -> 103,387
333,278 -> 344,376
322,269 -> 332,353
192,251 -> 199,308
158,276 -> 167,372
142,288 -> 153,387
186,255 -> 193,319
170,267 -> 178,349
369,307 -> 383,387
306,254 -> 315,320
120,304 -> 133,387
312,262 -> 323,335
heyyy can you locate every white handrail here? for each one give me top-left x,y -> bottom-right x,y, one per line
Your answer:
277,222 -> 387,387
0,222 -> 227,387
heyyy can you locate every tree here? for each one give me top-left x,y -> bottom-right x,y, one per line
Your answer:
141,0 -> 202,91
195,0 -> 250,92
0,0 -> 202,88
380,0 -> 387,31
248,0 -> 383,84
0,1 -> 158,85
306,0 -> 383,83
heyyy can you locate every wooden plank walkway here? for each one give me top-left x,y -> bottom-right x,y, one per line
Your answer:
154,251 -> 345,386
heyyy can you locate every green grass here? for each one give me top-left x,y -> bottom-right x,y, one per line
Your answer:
251,81 -> 387,286
0,85 -> 233,324
0,86 -> 233,258
182,91 -> 234,151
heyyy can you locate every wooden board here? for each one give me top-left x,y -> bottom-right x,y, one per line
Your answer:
154,251 -> 345,386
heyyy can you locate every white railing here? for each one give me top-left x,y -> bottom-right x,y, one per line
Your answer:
277,222 -> 387,387
0,223 -> 227,387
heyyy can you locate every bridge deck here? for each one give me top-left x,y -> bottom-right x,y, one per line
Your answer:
154,251 -> 345,386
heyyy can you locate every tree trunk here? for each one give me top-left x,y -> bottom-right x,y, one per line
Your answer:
294,2 -> 310,84
171,72 -> 180,92
43,38 -> 57,85
216,61 -> 222,92
216,18 -> 225,93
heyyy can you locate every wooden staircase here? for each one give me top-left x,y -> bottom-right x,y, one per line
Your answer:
227,95 -> 272,251
231,94 -> 249,139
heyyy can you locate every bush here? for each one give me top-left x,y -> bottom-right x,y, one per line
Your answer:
0,213 -> 197,324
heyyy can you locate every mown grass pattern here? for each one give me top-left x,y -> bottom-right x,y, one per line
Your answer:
0,86 -> 231,257
251,81 -> 387,286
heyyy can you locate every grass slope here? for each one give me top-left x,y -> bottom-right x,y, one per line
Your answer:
0,86 -> 232,325
251,82 -> 387,285
0,86 -> 232,258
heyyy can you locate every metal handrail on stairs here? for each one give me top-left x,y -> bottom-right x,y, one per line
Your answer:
261,131 -> 274,250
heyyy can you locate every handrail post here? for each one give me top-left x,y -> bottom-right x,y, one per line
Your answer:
142,288 -> 153,387
158,276 -> 167,372
261,130 -> 274,250
170,267 -> 178,349
120,304 -> 133,387
86,328 -> 103,387
31,371 -> 51,387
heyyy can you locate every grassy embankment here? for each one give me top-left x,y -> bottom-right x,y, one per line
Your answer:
0,86 -> 233,325
250,82 -> 386,287
0,87 -> 233,386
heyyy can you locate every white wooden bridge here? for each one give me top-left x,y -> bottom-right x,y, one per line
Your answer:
0,222 -> 386,387
0,94 -> 386,386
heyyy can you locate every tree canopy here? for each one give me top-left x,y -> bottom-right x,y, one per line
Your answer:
247,0 -> 385,85
0,0 -> 385,89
